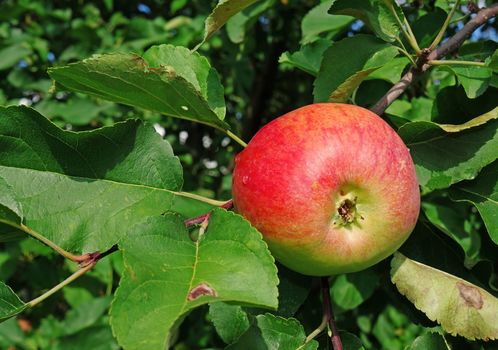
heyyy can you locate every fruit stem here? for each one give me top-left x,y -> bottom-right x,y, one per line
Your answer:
226,130 -> 248,148
27,261 -> 96,308
321,277 -> 343,350
176,191 -> 228,206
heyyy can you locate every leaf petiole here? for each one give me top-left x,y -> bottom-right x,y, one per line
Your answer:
429,59 -> 486,67
176,191 -> 229,206
390,3 -> 421,54
429,0 -> 461,51
0,220 -> 90,262
226,129 -> 248,148
27,262 -> 96,308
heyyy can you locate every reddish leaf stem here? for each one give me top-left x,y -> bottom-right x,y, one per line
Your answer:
184,199 -> 234,227
370,3 -> 498,116
321,277 -> 343,350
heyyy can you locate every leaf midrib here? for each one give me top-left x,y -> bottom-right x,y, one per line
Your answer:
0,165 -> 181,195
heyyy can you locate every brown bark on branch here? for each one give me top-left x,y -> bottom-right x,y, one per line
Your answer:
370,4 -> 498,116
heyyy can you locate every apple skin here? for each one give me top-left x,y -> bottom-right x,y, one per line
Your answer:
232,103 -> 420,276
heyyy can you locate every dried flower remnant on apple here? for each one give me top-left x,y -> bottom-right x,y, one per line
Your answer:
232,103 -> 420,276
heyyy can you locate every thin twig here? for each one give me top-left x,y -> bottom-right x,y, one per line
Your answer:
321,277 -> 342,350
371,4 -> 498,116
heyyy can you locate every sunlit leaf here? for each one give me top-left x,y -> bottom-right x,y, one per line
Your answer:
301,0 -> 352,44
0,106 -> 215,253
48,47 -> 229,130
328,0 -> 404,42
391,252 -> 498,340
279,39 -> 331,77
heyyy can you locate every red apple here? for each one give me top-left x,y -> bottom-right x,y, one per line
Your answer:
232,103 -> 420,276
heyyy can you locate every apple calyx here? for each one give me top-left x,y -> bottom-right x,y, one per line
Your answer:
333,192 -> 362,227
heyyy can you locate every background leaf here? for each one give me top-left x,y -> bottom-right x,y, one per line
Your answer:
0,281 -> 26,322
398,108 -> 498,192
209,302 -> 250,344
279,39 -> 331,77
199,0 -> 261,47
314,34 -> 398,102
391,252 -> 498,340
110,209 -> 278,350
226,313 -> 318,350
301,0 -> 352,44
328,0 -> 403,42
0,176 -> 22,225
443,65 -> 493,99
450,161 -> 498,244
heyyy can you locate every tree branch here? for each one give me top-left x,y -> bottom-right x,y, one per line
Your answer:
370,4 -> 498,116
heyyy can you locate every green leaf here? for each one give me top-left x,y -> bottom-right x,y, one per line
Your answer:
367,57 -> 410,83
279,39 -> 331,77
143,44 -> 225,120
487,49 -> 498,70
331,268 -> 379,313
328,0 -> 403,42
422,201 -> 481,268
411,7 -> 446,49
460,41 -> 498,61
226,313 -> 318,350
449,161 -> 498,244
58,323 -> 120,350
398,107 -> 498,192
301,0 -> 352,44
0,176 -> 22,225
209,302 -> 250,344
391,252 -> 498,340
0,281 -> 26,323
0,106 -> 215,253
443,65 -> 493,99
340,331 -> 365,350
110,209 -> 278,350
35,97 -> 116,126
314,34 -> 398,102
408,332 -> 448,350
0,44 -> 31,70
62,296 -> 112,336
226,0 -> 275,44
48,48 -> 230,130
329,67 -> 380,103
199,0 -> 261,48
431,85 -> 498,124
275,265 -> 311,317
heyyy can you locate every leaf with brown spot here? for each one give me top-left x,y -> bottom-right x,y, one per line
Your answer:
391,252 -> 498,341
110,209 -> 278,350
188,283 -> 217,301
